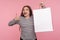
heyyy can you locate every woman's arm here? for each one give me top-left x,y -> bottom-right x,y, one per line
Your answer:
8,13 -> 20,26
8,19 -> 19,26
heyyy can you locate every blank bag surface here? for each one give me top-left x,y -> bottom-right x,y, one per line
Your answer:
33,8 -> 53,32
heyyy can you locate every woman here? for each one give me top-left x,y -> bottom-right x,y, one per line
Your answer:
8,5 -> 37,40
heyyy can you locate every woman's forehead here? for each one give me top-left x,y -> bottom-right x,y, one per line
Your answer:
24,7 -> 29,9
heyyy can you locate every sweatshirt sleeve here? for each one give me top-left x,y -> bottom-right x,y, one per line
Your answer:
8,19 -> 19,26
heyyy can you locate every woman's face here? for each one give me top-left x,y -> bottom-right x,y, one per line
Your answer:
23,7 -> 30,17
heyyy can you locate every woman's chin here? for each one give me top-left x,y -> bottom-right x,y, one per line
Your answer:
24,15 -> 28,17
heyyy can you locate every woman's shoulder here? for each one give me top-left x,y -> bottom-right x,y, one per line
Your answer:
20,16 -> 24,19
31,15 -> 34,18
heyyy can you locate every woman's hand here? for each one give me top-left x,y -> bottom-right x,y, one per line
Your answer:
40,2 -> 46,8
15,13 -> 20,20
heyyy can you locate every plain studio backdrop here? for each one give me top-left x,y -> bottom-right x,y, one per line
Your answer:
0,0 -> 60,40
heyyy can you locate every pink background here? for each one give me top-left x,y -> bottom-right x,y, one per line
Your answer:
0,0 -> 60,40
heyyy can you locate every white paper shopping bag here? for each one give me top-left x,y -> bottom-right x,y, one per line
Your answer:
33,8 -> 53,32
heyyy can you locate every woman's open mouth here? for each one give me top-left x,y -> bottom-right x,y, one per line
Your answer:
24,13 -> 27,15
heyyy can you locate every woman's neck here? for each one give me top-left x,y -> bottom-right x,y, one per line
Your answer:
25,16 -> 30,19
